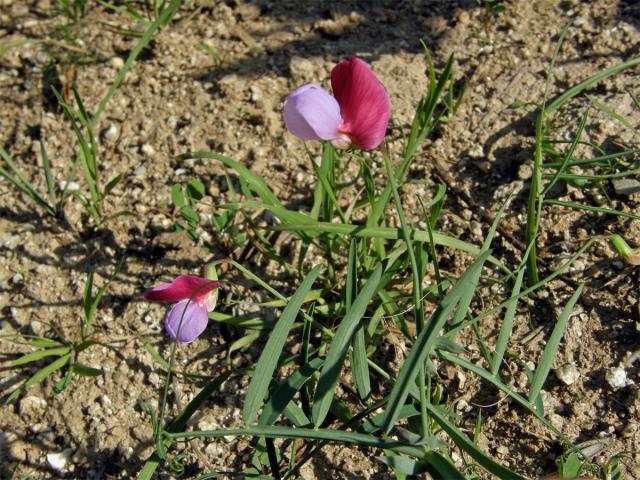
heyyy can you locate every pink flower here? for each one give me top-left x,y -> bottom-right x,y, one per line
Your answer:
284,57 -> 391,150
144,275 -> 220,344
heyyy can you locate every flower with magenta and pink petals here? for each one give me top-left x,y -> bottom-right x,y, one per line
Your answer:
284,57 -> 391,150
144,275 -> 220,344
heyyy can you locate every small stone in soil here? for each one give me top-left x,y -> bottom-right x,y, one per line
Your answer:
58,181 -> 80,191
605,366 -> 627,389
46,448 -> 74,471
555,363 -> 580,386
101,124 -> 118,144
19,395 -> 47,419
612,178 -> 640,195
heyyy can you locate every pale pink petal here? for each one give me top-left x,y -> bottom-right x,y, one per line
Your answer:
144,275 -> 219,304
331,57 -> 391,150
284,84 -> 342,141
164,299 -> 209,344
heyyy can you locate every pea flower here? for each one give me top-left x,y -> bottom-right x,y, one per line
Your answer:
284,57 -> 391,150
144,275 -> 220,343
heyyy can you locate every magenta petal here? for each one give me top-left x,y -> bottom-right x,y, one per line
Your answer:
331,57 -> 391,150
164,299 -> 209,344
144,275 -> 219,304
284,84 -> 342,141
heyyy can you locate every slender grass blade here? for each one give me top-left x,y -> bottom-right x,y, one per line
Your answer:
243,266 -> 321,424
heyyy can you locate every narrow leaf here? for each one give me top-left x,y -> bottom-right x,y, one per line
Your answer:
6,353 -> 71,403
528,284 -> 584,403
243,266 -> 321,424
312,263 -> 382,427
259,358 -> 323,426
381,251 -> 490,433
491,267 -> 526,376
12,347 -> 71,367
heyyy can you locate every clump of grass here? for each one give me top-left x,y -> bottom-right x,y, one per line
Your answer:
2,258 -> 125,403
0,0 -> 181,226
135,44 -> 600,480
524,23 -> 640,285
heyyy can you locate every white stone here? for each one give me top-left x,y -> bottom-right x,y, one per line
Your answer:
468,144 -> 484,159
103,124 -> 118,143
58,181 -> 80,191
46,449 -> 73,471
606,367 -> 627,389
555,363 -> 579,386
2,234 -> 21,250
110,57 -> 124,70
141,144 -> 156,157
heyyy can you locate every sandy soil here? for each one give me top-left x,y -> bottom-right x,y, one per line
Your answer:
1,0 -> 639,478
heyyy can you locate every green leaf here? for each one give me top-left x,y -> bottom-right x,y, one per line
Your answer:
243,266 -> 321,424
558,451 -> 584,477
142,339 -> 171,370
53,367 -> 74,394
6,353 -> 72,403
180,206 -> 199,224
83,271 -> 94,326
312,263 -> 382,427
104,174 -> 123,196
258,358 -> 323,426
0,148 -> 56,216
40,140 -> 57,210
546,57 -> 640,115
229,331 -> 261,356
28,337 -> 62,348
450,194 -> 511,331
528,284 -> 584,404
543,199 -> 640,221
92,0 -> 181,125
187,179 -> 205,202
172,184 -> 186,208
491,267 -> 526,376
72,363 -> 102,377
11,347 -> 71,367
423,401 -> 527,479
168,425 -> 409,450
348,240 -> 371,401
381,251 -> 490,433
422,450 -> 467,480
270,220 -> 505,271
178,151 -> 280,207
378,455 -> 427,476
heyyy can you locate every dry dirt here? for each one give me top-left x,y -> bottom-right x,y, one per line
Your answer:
1,0 -> 639,479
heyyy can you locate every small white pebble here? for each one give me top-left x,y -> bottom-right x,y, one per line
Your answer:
46,449 -> 73,471
110,57 -> 124,70
606,366 -> 627,389
555,363 -> 580,386
140,144 -> 156,157
479,44 -> 493,54
58,181 -> 80,191
468,145 -> 484,159
103,124 -> 118,144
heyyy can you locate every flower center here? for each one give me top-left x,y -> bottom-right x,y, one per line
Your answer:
331,131 -> 351,149
199,291 -> 218,312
